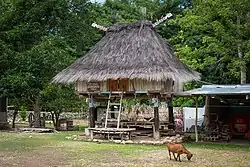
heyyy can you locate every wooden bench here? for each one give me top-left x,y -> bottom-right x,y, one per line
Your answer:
88,128 -> 136,140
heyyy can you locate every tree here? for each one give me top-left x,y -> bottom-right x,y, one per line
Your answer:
172,0 -> 250,84
41,84 -> 86,130
1,35 -> 75,127
0,0 -> 97,127
58,0 -> 104,56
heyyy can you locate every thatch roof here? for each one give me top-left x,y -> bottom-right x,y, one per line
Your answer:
52,20 -> 200,84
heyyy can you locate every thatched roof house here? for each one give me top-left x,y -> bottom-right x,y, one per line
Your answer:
53,20 -> 200,94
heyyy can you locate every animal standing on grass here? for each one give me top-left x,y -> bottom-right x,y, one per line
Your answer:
167,142 -> 193,162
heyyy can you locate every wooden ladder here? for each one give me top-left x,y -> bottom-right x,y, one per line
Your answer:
104,92 -> 123,129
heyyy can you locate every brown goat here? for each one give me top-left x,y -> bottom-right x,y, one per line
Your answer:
167,142 -> 193,162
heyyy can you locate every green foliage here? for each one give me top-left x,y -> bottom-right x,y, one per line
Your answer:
41,84 -> 86,112
1,35 -> 75,106
122,99 -> 137,112
73,125 -> 88,131
172,0 -> 250,84
0,0 -> 79,108
41,84 -> 88,128
122,98 -> 152,112
1,0 -> 250,112
173,96 -> 204,107
19,106 -> 27,121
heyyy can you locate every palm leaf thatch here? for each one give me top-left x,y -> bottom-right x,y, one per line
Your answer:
52,20 -> 200,84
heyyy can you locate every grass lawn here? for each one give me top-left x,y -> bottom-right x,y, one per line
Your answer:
0,132 -> 250,167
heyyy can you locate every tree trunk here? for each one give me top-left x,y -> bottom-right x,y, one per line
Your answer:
238,45 -> 246,84
203,96 -> 210,128
28,113 -> 34,127
195,96 -> 199,142
55,112 -> 60,130
12,110 -> 18,128
50,111 -> 56,128
237,14 -> 246,84
33,96 -> 41,128
0,96 -> 8,129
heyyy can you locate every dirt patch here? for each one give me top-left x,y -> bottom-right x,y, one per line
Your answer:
1,145 -> 250,167
128,148 -> 250,167
59,140 -> 250,167
0,148 -> 70,167
73,152 -> 134,167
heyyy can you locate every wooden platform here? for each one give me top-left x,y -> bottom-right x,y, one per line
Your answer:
95,121 -> 172,128
78,90 -> 172,100
88,128 -> 136,140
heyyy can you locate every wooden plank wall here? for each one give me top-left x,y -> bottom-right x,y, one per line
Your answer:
76,79 -> 183,92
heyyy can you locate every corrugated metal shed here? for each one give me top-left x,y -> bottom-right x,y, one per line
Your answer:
174,84 -> 250,96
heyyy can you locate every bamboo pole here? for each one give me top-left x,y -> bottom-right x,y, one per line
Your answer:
195,96 -> 199,142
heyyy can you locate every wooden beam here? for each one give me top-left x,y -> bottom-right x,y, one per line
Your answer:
94,107 -> 98,122
153,96 -> 160,139
167,97 -> 174,130
78,91 -> 171,100
89,95 -> 95,128
195,96 -> 199,142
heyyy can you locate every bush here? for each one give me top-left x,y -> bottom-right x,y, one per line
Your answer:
19,106 -> 27,121
79,125 -> 88,131
73,125 -> 88,131
73,125 -> 80,131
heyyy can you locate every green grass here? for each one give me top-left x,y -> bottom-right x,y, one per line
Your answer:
1,131 -> 249,153
0,131 -> 82,152
185,142 -> 250,151
1,132 -> 250,167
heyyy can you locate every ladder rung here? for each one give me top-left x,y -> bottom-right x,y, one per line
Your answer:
110,91 -> 124,94
107,110 -> 120,113
109,103 -> 121,106
105,92 -> 123,128
107,119 -> 118,121
109,97 -> 120,99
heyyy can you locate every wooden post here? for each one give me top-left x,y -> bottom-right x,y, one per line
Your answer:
94,107 -> 98,122
153,96 -> 160,139
195,96 -> 199,142
167,97 -> 175,130
89,95 -> 95,128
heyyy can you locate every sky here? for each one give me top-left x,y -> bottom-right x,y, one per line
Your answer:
90,0 -> 105,3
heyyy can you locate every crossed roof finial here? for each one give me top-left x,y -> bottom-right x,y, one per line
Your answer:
91,13 -> 173,32
91,22 -> 108,31
152,13 -> 173,27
